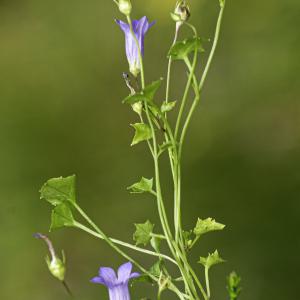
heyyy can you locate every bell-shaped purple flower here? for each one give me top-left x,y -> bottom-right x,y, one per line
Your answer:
91,262 -> 140,300
116,16 -> 155,77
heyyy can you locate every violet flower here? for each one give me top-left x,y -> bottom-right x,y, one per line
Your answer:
91,261 -> 140,300
116,16 -> 155,77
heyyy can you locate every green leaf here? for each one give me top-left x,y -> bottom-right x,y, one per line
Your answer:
40,175 -> 76,206
168,37 -> 204,60
193,217 -> 225,237
123,93 -> 148,105
123,79 -> 163,106
182,230 -> 193,249
143,78 -> 163,101
227,271 -> 242,300
150,236 -> 161,252
50,203 -> 75,231
131,123 -> 153,146
161,101 -> 177,113
127,177 -> 154,194
133,220 -> 154,246
149,260 -> 162,278
199,250 -> 225,269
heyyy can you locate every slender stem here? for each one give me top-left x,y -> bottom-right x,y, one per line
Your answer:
62,281 -> 74,298
199,2 -> 226,92
179,3 -> 226,158
127,16 -> 198,300
74,221 -> 177,265
71,203 -> 157,281
205,267 -> 211,299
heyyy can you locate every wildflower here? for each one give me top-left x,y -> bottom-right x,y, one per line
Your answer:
91,261 -> 140,300
116,16 -> 155,77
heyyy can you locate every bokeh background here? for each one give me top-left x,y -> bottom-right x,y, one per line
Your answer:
0,0 -> 299,299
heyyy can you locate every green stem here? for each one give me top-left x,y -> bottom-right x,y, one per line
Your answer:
205,267 -> 211,299
179,2 -> 226,158
74,221 -> 177,265
127,16 -> 199,300
71,203 -> 156,281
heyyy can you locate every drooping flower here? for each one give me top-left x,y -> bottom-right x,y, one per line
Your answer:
91,261 -> 140,300
116,16 -> 155,77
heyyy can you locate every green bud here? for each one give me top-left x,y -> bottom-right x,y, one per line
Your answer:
172,1 -> 191,24
132,101 -> 143,116
46,254 -> 66,281
118,0 -> 132,16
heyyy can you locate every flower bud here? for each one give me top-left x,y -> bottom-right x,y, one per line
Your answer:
118,0 -> 132,16
46,254 -> 66,281
132,102 -> 143,116
171,1 -> 191,24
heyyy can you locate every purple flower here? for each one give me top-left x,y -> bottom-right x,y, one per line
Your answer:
116,16 -> 155,77
91,262 -> 140,300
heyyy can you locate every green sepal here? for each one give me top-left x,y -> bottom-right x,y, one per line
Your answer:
199,250 -> 225,269
227,271 -> 242,300
127,177 -> 154,194
131,123 -> 153,146
50,203 -> 75,231
133,220 -> 154,246
219,0 -> 225,8
161,101 -> 177,113
46,254 -> 66,281
168,37 -> 204,60
40,175 -> 76,206
193,217 -> 225,237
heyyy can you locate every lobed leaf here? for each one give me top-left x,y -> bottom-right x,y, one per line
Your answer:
199,250 -> 225,269
193,217 -> 225,237
168,37 -> 204,60
131,123 -> 153,146
127,177 -> 154,194
133,220 -> 154,246
40,175 -> 76,206
50,203 -> 75,231
161,101 -> 177,113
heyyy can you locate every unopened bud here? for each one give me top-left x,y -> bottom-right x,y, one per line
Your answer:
35,233 -> 66,282
132,102 -> 143,116
118,0 -> 132,16
46,254 -> 66,281
171,1 -> 191,24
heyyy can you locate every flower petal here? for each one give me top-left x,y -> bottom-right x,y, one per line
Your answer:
117,262 -> 133,283
90,276 -> 106,285
99,267 -> 117,287
129,272 -> 140,279
115,19 -> 130,33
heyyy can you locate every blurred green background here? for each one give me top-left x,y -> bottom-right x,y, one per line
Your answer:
0,0 -> 299,299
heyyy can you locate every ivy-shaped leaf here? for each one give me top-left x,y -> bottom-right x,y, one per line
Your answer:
161,101 -> 177,113
199,250 -> 225,269
168,37 -> 204,60
133,220 -> 154,246
193,217 -> 225,237
50,203 -> 75,231
131,123 -> 153,146
40,175 -> 76,206
123,79 -> 163,105
143,78 -> 163,101
127,177 -> 154,194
